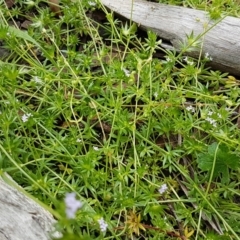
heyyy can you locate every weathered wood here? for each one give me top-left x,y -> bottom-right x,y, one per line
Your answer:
0,173 -> 61,240
101,0 -> 240,76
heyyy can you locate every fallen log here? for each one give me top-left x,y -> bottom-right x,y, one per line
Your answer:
101,0 -> 240,76
0,173 -> 61,240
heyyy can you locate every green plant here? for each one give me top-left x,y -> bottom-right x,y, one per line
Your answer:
0,0 -> 240,239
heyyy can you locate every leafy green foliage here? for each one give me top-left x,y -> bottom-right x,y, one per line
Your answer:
1,0 -> 240,239
197,142 -> 240,183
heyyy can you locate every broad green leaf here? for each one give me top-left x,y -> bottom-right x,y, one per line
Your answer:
197,142 -> 240,183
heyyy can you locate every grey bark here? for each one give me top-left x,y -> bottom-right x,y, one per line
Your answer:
0,173 -> 61,240
101,0 -> 240,76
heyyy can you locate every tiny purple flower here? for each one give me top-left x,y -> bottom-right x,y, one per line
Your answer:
158,183 -> 168,194
64,192 -> 83,219
98,217 -> 108,232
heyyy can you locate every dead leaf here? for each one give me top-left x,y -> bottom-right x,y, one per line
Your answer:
48,0 -> 61,16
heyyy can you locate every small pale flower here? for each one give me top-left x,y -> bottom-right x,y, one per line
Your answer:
32,76 -> 43,84
205,52 -> 210,58
64,192 -> 83,219
76,138 -> 82,143
93,146 -> 99,151
183,56 -> 193,65
205,52 -> 213,61
21,113 -> 32,122
166,56 -> 172,62
186,105 -> 195,113
158,183 -> 168,194
88,1 -> 96,6
206,117 -> 217,127
217,113 -> 222,119
98,217 -> 108,232
42,28 -> 47,34
207,111 -> 213,116
122,68 -> 131,77
154,92 -> 158,98
206,117 -> 213,123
